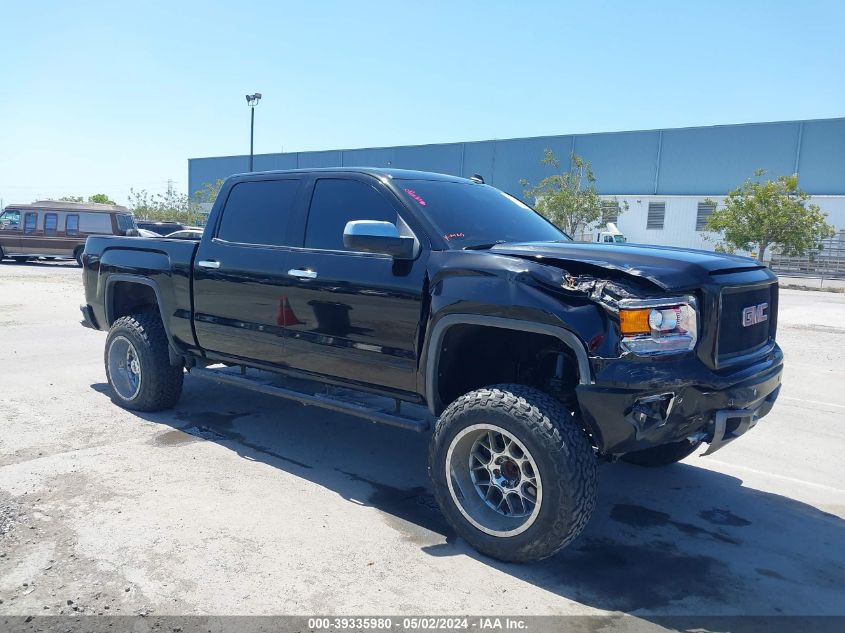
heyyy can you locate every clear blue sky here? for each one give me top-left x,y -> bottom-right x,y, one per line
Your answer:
1,0 -> 843,206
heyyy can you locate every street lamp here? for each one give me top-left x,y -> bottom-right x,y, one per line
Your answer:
245,92 -> 262,171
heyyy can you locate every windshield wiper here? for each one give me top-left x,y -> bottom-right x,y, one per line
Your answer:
463,240 -> 507,250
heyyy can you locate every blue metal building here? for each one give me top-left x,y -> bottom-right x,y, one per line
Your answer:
188,117 -> 844,251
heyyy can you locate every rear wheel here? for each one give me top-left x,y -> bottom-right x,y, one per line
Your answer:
429,384 -> 597,563
622,439 -> 701,467
105,310 -> 183,411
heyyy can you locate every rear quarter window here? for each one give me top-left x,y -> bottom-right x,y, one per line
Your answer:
78,213 -> 114,234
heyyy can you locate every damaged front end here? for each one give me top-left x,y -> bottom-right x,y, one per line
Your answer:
512,253 -> 783,458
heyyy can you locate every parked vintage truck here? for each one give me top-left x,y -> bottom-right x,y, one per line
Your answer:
80,168 -> 783,562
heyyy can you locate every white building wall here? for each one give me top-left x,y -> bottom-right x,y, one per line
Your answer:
596,195 -> 845,254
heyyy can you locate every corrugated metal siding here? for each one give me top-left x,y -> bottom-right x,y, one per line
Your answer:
796,119 -> 845,193
657,121 -> 801,195
189,117 -> 845,199
613,195 -> 845,252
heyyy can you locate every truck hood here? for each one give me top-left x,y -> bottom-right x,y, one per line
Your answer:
489,241 -> 767,291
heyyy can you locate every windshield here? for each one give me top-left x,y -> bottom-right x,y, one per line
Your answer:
396,180 -> 569,249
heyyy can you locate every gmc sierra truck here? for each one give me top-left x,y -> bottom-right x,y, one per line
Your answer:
80,168 -> 783,562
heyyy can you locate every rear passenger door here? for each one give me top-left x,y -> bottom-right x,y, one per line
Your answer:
192,176 -> 305,365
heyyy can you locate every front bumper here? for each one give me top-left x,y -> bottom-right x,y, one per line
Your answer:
576,345 -> 783,455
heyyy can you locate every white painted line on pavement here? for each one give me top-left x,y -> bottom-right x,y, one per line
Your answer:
780,395 -> 845,410
705,459 -> 845,495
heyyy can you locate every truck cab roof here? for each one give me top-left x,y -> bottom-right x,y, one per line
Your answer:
226,167 -> 474,184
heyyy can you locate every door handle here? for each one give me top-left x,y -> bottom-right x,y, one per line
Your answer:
288,268 -> 317,279
198,260 -> 220,269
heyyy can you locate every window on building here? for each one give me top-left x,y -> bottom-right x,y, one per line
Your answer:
646,202 -> 665,230
696,202 -> 715,231
24,212 -> 38,234
304,179 -> 397,251
44,213 -> 58,236
66,214 -> 80,236
601,200 -> 620,224
217,179 -> 301,246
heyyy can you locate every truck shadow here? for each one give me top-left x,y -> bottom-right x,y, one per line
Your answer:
90,377 -> 845,615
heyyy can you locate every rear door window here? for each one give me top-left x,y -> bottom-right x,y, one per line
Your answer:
304,179 -> 397,251
217,179 -> 301,246
44,213 -> 58,236
24,212 -> 38,234
66,214 -> 80,236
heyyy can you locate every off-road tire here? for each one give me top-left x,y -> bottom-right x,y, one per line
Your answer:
621,439 -> 701,467
429,384 -> 597,563
104,310 -> 183,411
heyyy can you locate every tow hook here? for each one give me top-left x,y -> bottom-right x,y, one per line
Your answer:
698,408 -> 759,456
629,393 -> 676,439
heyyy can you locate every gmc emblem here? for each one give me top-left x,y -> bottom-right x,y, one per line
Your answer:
742,302 -> 768,327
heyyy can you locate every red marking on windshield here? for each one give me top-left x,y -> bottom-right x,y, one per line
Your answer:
404,188 -> 427,206
444,232 -> 465,241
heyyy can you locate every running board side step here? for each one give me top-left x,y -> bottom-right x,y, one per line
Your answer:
189,367 -> 432,433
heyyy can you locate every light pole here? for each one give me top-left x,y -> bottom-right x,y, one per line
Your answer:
245,93 -> 262,171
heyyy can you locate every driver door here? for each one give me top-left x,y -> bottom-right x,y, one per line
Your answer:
0,209 -> 22,255
278,176 -> 428,394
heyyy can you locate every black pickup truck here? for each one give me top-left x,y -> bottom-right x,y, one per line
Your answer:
80,168 -> 783,562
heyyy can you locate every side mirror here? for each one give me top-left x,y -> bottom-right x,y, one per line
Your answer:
343,220 -> 416,259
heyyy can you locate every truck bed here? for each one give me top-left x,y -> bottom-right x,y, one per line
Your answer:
82,235 -> 200,351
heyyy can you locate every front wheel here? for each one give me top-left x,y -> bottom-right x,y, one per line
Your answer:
105,311 -> 183,411
74,248 -> 84,267
429,384 -> 597,563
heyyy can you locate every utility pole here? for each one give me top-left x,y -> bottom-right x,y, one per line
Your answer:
245,93 -> 262,171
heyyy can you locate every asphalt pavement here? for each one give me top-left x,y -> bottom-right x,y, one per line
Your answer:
1,261 -> 843,619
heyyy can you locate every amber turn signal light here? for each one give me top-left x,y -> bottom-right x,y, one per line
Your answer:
619,309 -> 651,335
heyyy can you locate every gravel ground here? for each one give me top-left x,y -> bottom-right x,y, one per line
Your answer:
0,261 -> 844,619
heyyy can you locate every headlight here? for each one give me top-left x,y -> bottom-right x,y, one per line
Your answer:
618,296 -> 698,355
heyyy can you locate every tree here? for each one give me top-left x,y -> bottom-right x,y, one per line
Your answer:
88,193 -> 115,205
58,194 -> 115,204
128,186 -> 207,227
193,179 -> 225,206
705,170 -> 835,262
521,149 -> 626,237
